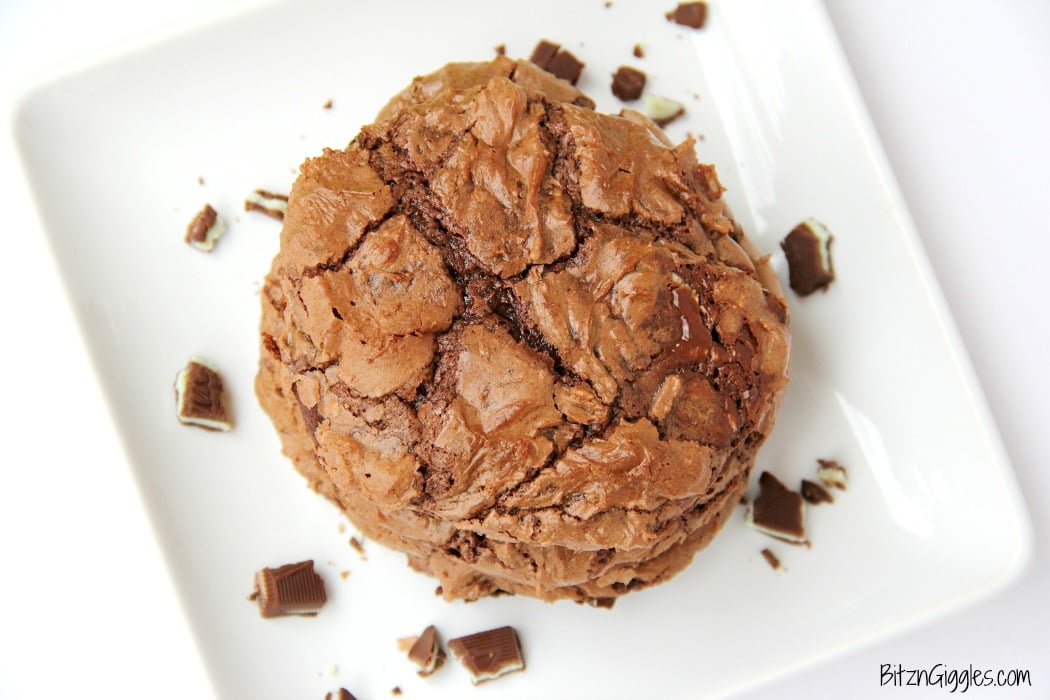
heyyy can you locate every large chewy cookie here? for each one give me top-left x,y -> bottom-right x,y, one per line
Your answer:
256,57 -> 790,603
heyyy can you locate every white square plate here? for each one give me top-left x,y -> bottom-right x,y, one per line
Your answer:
13,0 -> 1030,697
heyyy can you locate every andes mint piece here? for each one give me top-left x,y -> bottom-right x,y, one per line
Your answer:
252,560 -> 327,618
174,356 -> 231,431
666,2 -> 708,28
747,471 -> 806,544
817,459 -> 849,490
781,218 -> 835,296
407,624 -> 446,677
245,189 -> 289,220
801,478 -> 834,505
611,65 -> 647,101
448,626 -> 525,684
185,203 -> 225,252
643,94 -> 685,127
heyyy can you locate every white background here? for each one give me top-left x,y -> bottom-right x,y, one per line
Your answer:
0,1 -> 1046,698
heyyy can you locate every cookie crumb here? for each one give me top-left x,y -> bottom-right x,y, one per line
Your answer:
633,43 -> 645,58
666,2 -> 708,28
760,548 -> 784,572
323,99 -> 333,109
611,66 -> 647,101
494,43 -> 506,56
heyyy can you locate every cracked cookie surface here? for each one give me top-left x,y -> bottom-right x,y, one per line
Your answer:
256,57 -> 790,603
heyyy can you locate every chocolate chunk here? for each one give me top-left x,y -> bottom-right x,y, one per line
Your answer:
547,50 -> 585,85
325,690 -> 356,700
633,43 -> 645,58
174,357 -> 231,431
643,94 -> 685,127
245,189 -> 289,220
528,40 -> 561,69
529,40 -> 585,85
184,203 -> 225,252
760,548 -> 783,572
252,560 -> 327,617
781,218 -> 835,296
448,626 -> 525,684
817,459 -> 848,490
800,478 -> 834,505
407,624 -> 446,677
747,472 -> 806,544
611,66 -> 647,101
666,2 -> 708,28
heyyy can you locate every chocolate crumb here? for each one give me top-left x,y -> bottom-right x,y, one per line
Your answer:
349,536 -> 366,558
448,626 -> 525,684
323,99 -> 333,109
494,43 -> 506,56
666,2 -> 708,28
174,356 -> 231,431
801,478 -> 834,505
407,624 -> 447,677
633,43 -> 645,58
434,586 -> 444,597
245,189 -> 289,220
529,40 -> 585,85
781,218 -> 835,296
817,459 -> 848,490
589,596 -> 616,608
184,203 -> 225,252
760,548 -> 784,572
325,690 -> 357,700
611,66 -> 647,101
747,472 -> 806,544
252,560 -> 327,618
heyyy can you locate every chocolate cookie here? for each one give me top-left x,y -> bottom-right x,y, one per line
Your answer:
256,57 -> 790,603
